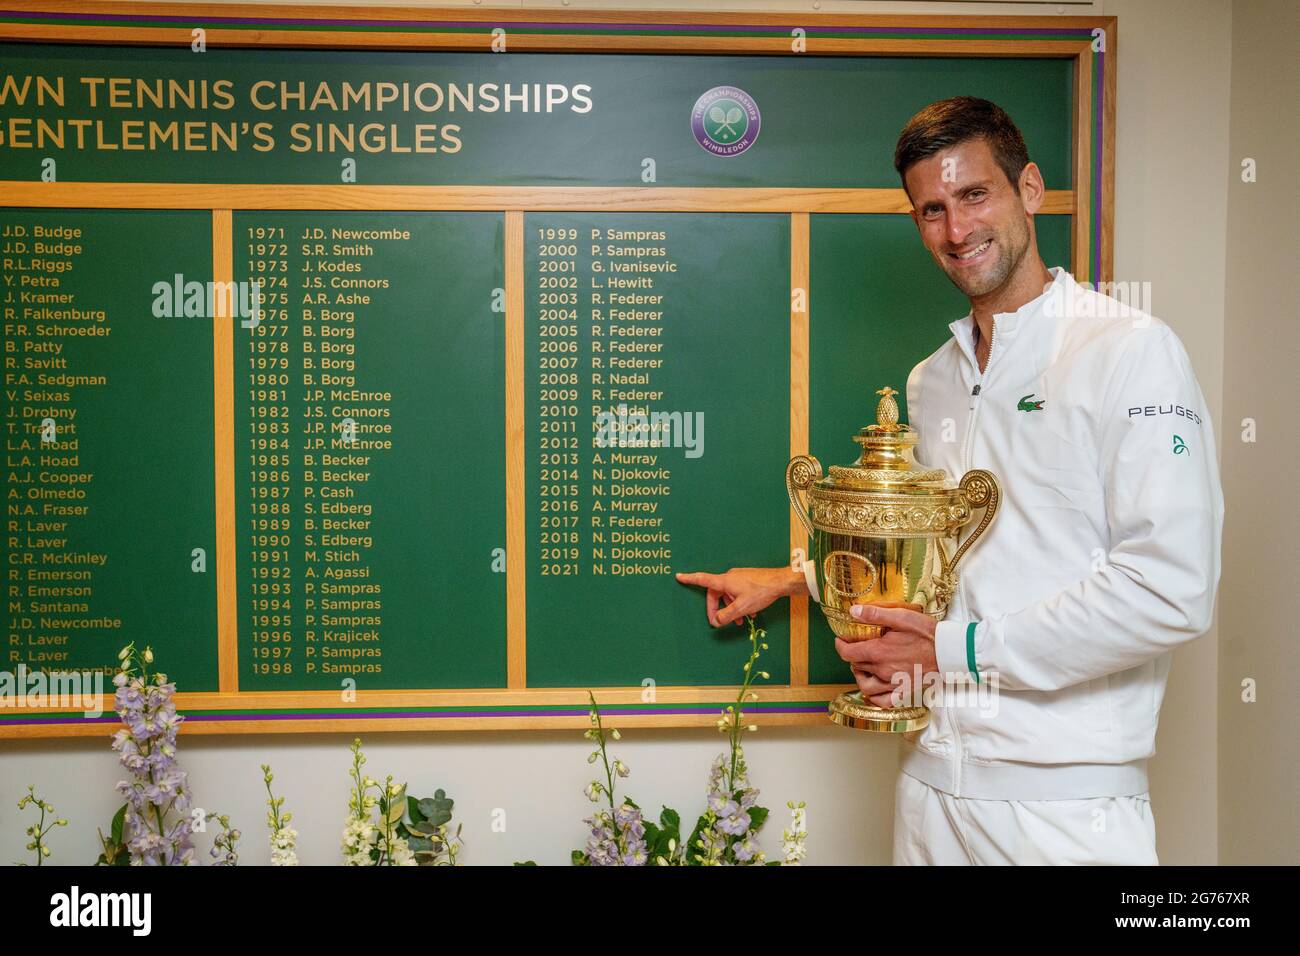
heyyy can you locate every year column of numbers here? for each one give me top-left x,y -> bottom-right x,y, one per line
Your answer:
243,225 -> 296,679
536,226 -> 582,578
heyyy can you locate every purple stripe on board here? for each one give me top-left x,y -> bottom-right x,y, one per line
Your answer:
180,705 -> 829,721
0,10 -> 1093,35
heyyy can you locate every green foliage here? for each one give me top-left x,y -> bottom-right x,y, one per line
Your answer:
14,785 -> 68,867
95,805 -> 130,867
396,788 -> 463,866
414,790 -> 454,828
643,806 -> 682,865
569,615 -> 804,866
684,813 -> 710,867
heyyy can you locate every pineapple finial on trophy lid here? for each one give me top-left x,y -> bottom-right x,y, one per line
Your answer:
852,383 -> 924,472
870,385 -> 901,433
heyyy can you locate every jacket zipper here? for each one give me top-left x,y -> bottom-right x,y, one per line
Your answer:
951,317 -> 1000,796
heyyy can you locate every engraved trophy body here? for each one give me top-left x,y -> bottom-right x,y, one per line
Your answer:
786,387 -> 1000,732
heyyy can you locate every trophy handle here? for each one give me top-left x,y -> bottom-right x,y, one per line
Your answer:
948,469 -> 1001,573
785,455 -> 822,539
923,538 -> 956,618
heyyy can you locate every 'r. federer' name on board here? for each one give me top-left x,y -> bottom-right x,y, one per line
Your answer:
608,322 -> 663,334
605,390 -> 664,402
606,310 -> 664,322
607,294 -> 664,304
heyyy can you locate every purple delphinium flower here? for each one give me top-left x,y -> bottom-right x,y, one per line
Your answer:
733,837 -> 760,863
699,748 -> 769,864
583,802 -> 648,866
112,646 -> 196,866
716,802 -> 751,837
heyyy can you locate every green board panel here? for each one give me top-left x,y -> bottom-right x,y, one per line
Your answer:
1,208 -> 218,690
231,211 -> 505,690
0,45 -> 1074,188
806,213 -> 1072,684
524,212 -> 790,686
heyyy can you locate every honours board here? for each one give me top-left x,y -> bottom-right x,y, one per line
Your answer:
3,209 -> 219,691
231,210 -> 507,691
523,212 -> 792,687
0,4 -> 1114,734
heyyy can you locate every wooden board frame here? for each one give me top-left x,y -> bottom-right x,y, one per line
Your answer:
0,2 -> 1116,737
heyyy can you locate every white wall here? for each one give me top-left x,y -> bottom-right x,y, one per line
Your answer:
1216,0 -> 1300,866
1104,0 -> 1230,867
1,727 -> 892,865
0,0 -> 1237,866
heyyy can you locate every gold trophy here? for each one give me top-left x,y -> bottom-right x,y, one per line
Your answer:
786,386 -> 1000,732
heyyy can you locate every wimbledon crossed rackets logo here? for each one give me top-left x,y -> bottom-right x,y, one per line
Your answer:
691,86 -> 761,156
708,103 -> 745,139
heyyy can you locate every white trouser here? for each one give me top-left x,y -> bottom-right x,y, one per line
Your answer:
892,771 -> 1158,865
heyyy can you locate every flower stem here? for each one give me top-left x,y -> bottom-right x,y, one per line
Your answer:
588,692 -> 617,812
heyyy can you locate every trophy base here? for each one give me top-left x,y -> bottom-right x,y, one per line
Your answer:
828,691 -> 929,733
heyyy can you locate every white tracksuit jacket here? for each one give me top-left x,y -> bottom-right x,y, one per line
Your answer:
808,266 -> 1224,801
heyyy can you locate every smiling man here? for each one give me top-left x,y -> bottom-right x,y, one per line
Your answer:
677,96 -> 1224,865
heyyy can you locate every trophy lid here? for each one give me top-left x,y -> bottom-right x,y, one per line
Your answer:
825,386 -> 950,491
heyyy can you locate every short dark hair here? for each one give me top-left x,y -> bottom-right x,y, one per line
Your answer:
893,96 -> 1031,193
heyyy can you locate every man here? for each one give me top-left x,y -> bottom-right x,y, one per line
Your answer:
677,97 -> 1223,865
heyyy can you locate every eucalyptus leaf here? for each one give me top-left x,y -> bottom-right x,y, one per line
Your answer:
416,789 -> 454,827
407,835 -> 435,854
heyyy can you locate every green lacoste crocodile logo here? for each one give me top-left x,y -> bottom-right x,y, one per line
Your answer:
1017,394 -> 1045,412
